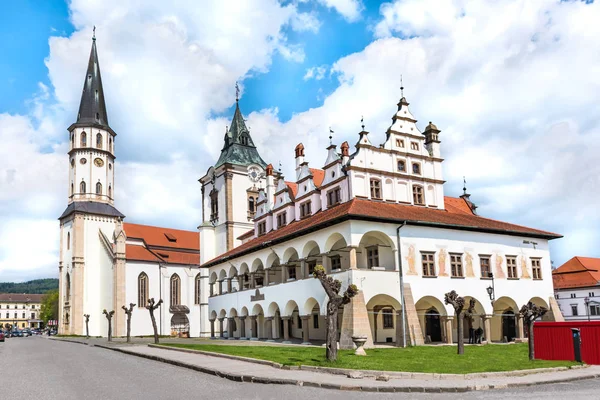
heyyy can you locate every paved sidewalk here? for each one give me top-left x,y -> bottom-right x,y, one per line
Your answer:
70,340 -> 600,393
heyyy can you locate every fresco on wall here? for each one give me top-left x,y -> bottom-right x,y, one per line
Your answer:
494,254 -> 506,278
406,245 -> 418,275
438,249 -> 448,277
465,252 -> 475,278
520,256 -> 531,279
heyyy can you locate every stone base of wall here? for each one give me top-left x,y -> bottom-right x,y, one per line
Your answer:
402,283 -> 424,346
339,291 -> 374,349
548,296 -> 565,322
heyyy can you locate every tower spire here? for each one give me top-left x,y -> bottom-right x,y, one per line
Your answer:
463,176 -> 467,196
400,74 -> 404,98
93,25 -> 96,40
74,34 -> 110,131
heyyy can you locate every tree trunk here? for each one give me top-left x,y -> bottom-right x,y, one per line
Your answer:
85,321 -> 89,338
126,313 -> 132,343
528,321 -> 534,360
149,308 -> 159,344
326,301 -> 339,361
107,319 -> 112,342
456,312 -> 464,355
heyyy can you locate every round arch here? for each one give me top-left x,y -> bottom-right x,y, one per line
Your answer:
283,300 -> 300,317
251,258 -> 264,272
240,306 -> 249,317
282,247 -> 300,263
324,233 -> 348,252
415,296 -> 448,316
266,252 -> 281,269
210,310 -> 218,320
228,308 -> 238,318
228,265 -> 238,278
357,230 -> 396,250
209,271 -> 218,284
302,241 -> 321,259
267,302 -> 281,318
218,309 -> 227,319
303,297 -> 321,315
218,269 -> 227,281
252,303 -> 265,316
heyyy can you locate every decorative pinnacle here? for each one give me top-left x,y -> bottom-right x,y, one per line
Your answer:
235,82 -> 240,102
93,26 -> 96,40
463,176 -> 467,196
278,161 -> 282,173
329,127 -> 334,145
361,116 -> 365,131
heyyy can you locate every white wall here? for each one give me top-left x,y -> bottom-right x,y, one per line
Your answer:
555,287 -> 600,321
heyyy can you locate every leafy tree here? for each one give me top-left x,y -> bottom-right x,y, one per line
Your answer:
313,265 -> 359,361
40,290 -> 59,325
0,278 -> 59,294
520,302 -> 547,360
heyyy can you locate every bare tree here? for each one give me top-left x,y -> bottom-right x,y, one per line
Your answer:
122,303 -> 136,343
102,309 -> 115,341
313,265 -> 359,361
84,314 -> 90,338
146,298 -> 163,344
444,290 -> 466,355
520,301 -> 547,360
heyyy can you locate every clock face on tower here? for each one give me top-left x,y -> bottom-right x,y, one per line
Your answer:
247,166 -> 262,183
94,158 -> 104,167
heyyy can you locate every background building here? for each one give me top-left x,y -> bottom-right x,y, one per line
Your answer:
0,293 -> 44,330
553,257 -> 600,321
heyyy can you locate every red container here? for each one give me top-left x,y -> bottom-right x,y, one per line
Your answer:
533,321 -> 600,364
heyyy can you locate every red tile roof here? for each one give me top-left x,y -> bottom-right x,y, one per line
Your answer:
237,229 -> 255,241
285,181 -> 298,198
0,293 -> 45,303
553,257 -> 600,289
310,168 -> 325,187
444,196 -> 474,215
124,223 -> 199,251
202,196 -> 561,267
126,245 -> 200,265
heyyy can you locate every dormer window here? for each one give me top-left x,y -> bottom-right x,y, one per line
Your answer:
276,212 -> 287,228
413,185 -> 424,205
397,160 -> 406,172
412,162 -> 421,175
410,142 -> 419,151
370,179 -> 381,199
396,139 -> 405,148
258,221 -> 267,235
300,201 -> 312,218
327,187 -> 341,207
241,136 -> 248,145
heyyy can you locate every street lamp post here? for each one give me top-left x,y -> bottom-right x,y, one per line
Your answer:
584,297 -> 590,322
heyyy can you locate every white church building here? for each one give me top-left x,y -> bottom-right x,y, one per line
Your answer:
59,36 -> 564,345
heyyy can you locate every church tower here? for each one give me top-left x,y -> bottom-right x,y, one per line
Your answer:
58,33 -> 124,336
199,94 -> 268,264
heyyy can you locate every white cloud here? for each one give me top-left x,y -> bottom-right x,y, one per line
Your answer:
303,65 -> 328,80
291,11 -> 322,33
318,0 -> 363,21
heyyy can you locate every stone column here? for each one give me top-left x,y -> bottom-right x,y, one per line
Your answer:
516,315 -> 525,342
218,280 -> 223,295
250,315 -> 258,340
250,273 -> 255,289
392,249 -> 399,271
218,318 -> 224,338
281,266 -> 287,283
482,315 -> 492,344
239,316 -> 247,340
282,317 -> 291,344
265,317 -> 274,341
299,260 -> 306,279
209,319 -> 215,339
301,315 -> 310,345
322,255 -> 329,273
264,269 -> 270,286
442,316 -> 454,344
348,246 -> 358,270
227,278 -> 232,293
227,317 -> 234,340
209,283 -> 214,297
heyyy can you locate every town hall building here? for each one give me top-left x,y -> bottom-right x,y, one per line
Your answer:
59,35 -> 564,345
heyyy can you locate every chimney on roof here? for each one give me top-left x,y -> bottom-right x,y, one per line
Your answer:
266,164 -> 275,210
295,143 -> 305,180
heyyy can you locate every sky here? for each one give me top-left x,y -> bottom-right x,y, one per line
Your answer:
0,0 -> 598,282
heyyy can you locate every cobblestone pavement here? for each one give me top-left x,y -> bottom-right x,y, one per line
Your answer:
2,336 -> 600,400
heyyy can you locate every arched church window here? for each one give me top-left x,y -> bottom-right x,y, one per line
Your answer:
66,273 -> 71,300
80,132 -> 87,147
96,133 -> 103,149
96,182 -> 102,195
109,138 -> 113,152
71,133 -> 74,148
138,273 -> 148,307
194,274 -> 201,305
210,190 -> 218,222
108,185 -> 112,198
71,183 -> 74,196
80,181 -> 86,194
67,232 -> 70,250
170,274 -> 181,306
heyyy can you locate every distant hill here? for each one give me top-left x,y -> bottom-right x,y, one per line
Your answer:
0,279 -> 59,294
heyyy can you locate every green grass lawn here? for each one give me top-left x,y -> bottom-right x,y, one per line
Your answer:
159,343 -> 579,373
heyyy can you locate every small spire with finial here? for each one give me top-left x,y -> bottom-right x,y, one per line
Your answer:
400,74 -> 404,98
361,115 -> 365,131
329,127 -> 334,145
93,25 -> 96,41
235,81 -> 240,102
463,176 -> 467,196
278,161 -> 282,173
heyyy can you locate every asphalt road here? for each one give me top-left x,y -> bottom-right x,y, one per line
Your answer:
2,336 -> 600,400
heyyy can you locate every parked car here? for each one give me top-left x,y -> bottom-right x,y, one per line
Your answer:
0,331 -> 5,342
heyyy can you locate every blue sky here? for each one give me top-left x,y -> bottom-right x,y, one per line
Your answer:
1,0 -> 599,281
